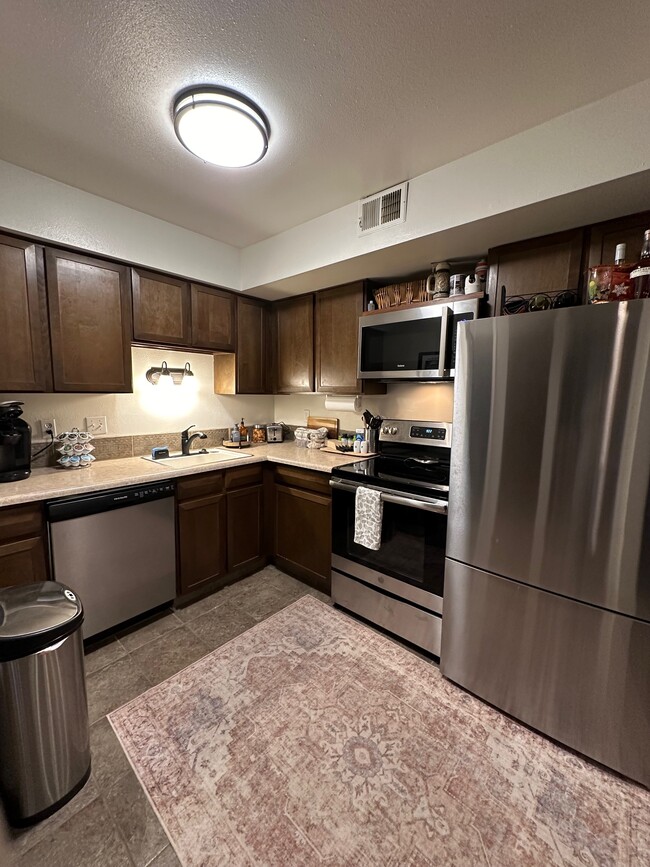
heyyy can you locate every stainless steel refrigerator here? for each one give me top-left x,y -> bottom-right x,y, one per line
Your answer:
441,299 -> 650,788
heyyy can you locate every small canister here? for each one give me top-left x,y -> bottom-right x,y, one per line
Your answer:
252,424 -> 266,443
449,274 -> 466,296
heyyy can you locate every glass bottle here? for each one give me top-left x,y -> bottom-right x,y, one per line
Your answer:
632,230 -> 650,299
238,418 -> 248,442
609,243 -> 635,301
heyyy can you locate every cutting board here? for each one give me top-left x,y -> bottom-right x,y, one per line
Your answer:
307,416 -> 339,438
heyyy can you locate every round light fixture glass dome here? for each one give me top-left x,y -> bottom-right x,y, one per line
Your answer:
173,87 -> 269,168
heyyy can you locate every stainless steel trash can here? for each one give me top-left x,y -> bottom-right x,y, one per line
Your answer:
0,582 -> 91,826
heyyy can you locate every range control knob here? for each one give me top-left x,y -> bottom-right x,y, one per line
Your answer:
382,426 -> 389,435
389,426 -> 398,435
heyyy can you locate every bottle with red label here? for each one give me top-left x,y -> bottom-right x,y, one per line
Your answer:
608,243 -> 636,301
631,230 -> 650,299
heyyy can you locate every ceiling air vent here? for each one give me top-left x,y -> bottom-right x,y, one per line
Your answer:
358,182 -> 408,236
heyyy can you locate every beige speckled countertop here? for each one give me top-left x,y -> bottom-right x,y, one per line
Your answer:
0,442 -> 367,507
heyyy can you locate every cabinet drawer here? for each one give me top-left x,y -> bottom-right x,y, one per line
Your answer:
225,463 -> 263,490
274,465 -> 331,496
176,471 -> 224,501
0,503 -> 43,543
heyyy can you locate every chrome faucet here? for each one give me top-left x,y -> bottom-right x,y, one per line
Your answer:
181,424 -> 207,455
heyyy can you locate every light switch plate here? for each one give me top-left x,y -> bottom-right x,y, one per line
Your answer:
86,416 -> 108,436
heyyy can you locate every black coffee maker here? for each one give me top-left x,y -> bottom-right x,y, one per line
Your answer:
0,401 -> 32,482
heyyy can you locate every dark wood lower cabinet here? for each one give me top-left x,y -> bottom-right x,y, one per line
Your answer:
272,472 -> 332,594
0,503 -> 49,588
227,485 -> 263,571
177,492 -> 227,594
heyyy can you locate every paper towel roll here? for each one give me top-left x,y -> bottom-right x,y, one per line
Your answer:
324,395 -> 362,413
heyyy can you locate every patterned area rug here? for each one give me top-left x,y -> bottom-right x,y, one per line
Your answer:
109,596 -> 649,866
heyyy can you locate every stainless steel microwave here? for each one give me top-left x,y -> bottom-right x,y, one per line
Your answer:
358,298 -> 480,381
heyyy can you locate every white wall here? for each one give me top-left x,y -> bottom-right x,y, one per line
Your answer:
0,160 -> 241,289
5,353 -> 453,441
241,77 -> 650,291
6,347 -> 274,439
274,383 -> 455,432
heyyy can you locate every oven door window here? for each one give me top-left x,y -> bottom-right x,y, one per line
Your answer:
332,490 -> 447,596
360,317 -> 443,373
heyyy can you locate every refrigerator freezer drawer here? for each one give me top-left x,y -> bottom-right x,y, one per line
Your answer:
441,558 -> 650,788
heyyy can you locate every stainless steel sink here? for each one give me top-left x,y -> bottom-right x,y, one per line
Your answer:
142,448 -> 254,469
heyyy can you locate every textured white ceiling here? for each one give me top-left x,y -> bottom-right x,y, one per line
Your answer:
1,0 -> 649,248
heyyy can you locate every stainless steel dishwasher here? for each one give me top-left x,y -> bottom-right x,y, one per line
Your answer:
46,482 -> 176,640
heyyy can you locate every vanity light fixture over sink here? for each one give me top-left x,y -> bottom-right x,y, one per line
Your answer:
145,361 -> 194,386
173,86 -> 270,168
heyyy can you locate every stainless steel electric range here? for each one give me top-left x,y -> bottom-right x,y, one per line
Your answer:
330,418 -> 451,656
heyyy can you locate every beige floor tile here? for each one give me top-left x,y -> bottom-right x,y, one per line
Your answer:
17,797 -> 131,867
86,656 -> 152,724
118,610 -> 182,652
103,768 -> 169,866
90,717 -> 132,791
129,626 -> 211,687
185,599 -> 258,649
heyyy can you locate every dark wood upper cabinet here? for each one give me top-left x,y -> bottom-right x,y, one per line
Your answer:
213,295 -> 273,395
587,210 -> 650,269
238,296 -> 268,393
0,234 -> 52,392
273,294 -> 314,393
46,249 -> 133,392
132,268 -> 191,346
487,228 -> 585,315
190,283 -> 235,351
315,281 -> 385,395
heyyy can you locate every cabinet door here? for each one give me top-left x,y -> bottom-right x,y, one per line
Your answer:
274,294 -> 314,393
316,282 -> 363,394
191,284 -> 235,351
132,268 -> 191,346
177,493 -> 227,594
487,229 -> 585,316
227,485 -> 263,571
0,537 -> 49,588
46,249 -> 133,392
237,296 -> 268,393
588,210 -> 650,268
0,235 -> 52,391
274,484 -> 331,592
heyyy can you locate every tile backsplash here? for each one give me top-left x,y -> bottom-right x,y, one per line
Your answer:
34,428 -> 232,467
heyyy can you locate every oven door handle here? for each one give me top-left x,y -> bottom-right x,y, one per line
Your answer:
329,478 -> 448,515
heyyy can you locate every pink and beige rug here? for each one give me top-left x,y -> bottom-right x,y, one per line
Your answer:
109,596 -> 649,866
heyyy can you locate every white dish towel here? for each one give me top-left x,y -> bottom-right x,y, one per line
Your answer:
354,486 -> 383,550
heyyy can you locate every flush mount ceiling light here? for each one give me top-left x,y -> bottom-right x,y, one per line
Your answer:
173,87 -> 270,168
146,361 -> 194,386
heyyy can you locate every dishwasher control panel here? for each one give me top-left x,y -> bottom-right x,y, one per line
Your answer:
46,481 -> 176,523
123,483 -> 175,504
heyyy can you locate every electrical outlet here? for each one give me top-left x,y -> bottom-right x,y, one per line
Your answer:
39,419 -> 57,437
86,416 -> 108,436
304,408 -> 310,420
